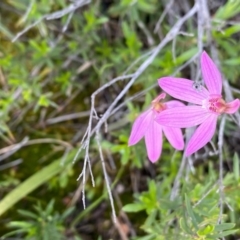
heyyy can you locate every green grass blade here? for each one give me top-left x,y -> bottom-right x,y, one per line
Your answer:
0,149 -> 78,216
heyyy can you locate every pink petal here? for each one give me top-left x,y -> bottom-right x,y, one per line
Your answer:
145,121 -> 163,163
162,126 -> 184,150
185,114 -> 218,156
158,77 -> 209,105
156,106 -> 211,128
225,99 -> 240,114
201,51 -> 222,95
128,109 -> 153,146
165,100 -> 185,108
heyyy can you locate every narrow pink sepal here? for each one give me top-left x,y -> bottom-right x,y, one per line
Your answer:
185,114 -> 218,156
128,110 -> 152,146
156,106 -> 211,128
158,77 -> 209,105
162,126 -> 184,150
225,99 -> 240,114
201,51 -> 222,95
153,92 -> 166,102
145,121 -> 163,163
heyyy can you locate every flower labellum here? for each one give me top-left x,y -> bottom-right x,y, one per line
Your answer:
157,51 -> 240,156
128,93 -> 184,162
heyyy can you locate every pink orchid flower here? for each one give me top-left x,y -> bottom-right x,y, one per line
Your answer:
128,93 -> 184,162
157,51 -> 240,156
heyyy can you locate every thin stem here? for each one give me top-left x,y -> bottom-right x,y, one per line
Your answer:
218,115 -> 226,223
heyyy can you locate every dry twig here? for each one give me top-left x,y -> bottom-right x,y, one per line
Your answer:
12,0 -> 91,42
217,115 -> 226,224
76,2 -> 199,221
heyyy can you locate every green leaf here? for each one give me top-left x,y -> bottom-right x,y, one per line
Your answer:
138,0 -> 157,13
121,21 -> 142,56
133,234 -> 156,240
38,94 -> 50,107
215,0 -> 240,20
22,89 -> 32,102
233,153 -> 239,181
8,221 -> 33,228
1,228 -> 28,239
0,22 -> 14,39
214,222 -> 235,231
17,209 -> 38,219
211,229 -> 238,238
46,199 -> 55,215
0,149 -> 78,216
144,209 -> 157,227
224,58 -> 240,66
223,25 -> 240,37
185,194 -> 198,229
175,47 -> 198,65
96,17 -> 109,25
122,203 -> 145,212
121,147 -> 130,165
179,217 -> 192,235
197,225 -> 214,236
61,207 -> 75,220
149,180 -> 157,199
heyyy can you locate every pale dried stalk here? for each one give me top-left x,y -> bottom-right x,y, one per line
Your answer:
0,137 -> 72,162
170,155 -> 187,201
154,0 -> 175,33
96,129 -> 116,222
12,0 -> 91,42
195,0 -> 211,83
77,2 -> 199,221
210,46 -> 238,225
111,52 -> 199,118
218,115 -> 226,224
